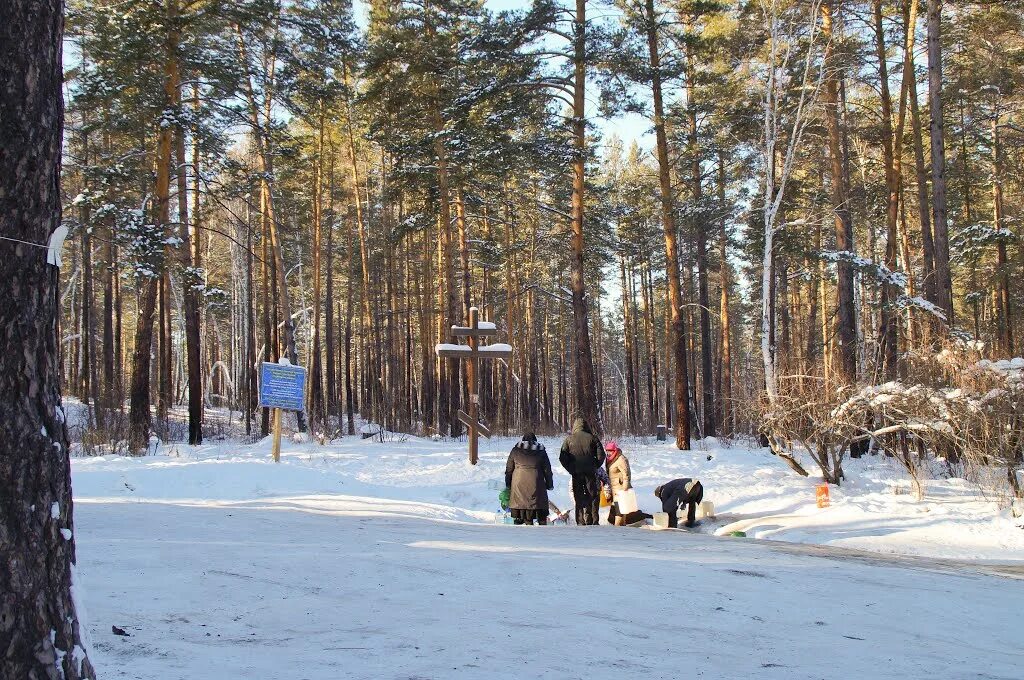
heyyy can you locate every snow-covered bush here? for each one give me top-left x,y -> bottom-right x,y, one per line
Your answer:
831,381 -> 954,500
934,348 -> 1024,502
760,341 -> 1024,504
759,377 -> 856,485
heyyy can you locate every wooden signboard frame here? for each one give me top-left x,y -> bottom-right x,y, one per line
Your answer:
436,307 -> 511,464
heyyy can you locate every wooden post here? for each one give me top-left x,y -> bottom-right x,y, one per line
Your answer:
272,407 -> 282,463
467,307 -> 479,464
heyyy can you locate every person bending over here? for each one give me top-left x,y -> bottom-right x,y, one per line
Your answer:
654,478 -> 704,528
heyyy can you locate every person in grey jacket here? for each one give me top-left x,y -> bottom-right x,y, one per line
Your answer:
654,478 -> 704,528
505,433 -> 554,525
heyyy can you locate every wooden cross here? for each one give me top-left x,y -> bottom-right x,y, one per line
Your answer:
435,306 -> 512,465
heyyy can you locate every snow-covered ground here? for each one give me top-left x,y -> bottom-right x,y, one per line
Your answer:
69,428 -> 1024,679
72,431 -> 1024,561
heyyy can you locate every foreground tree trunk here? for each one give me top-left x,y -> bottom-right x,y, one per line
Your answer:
0,1 -> 97,676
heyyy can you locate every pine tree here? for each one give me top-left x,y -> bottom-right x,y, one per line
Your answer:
0,0 -> 97,676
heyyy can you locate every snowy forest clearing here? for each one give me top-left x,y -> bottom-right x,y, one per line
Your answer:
71,429 -> 1024,562
69,431 -> 1024,678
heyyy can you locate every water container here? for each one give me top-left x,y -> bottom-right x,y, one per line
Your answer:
615,489 -> 639,514
652,512 -> 669,528
816,484 -> 831,508
700,501 -> 715,519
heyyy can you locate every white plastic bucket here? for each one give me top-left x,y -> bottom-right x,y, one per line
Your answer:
700,501 -> 715,519
652,512 -> 669,528
615,488 -> 639,514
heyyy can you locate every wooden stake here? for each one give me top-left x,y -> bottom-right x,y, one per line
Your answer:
468,307 -> 479,465
272,407 -> 282,463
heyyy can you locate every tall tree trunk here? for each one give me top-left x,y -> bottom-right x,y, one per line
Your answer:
906,4 -> 936,307
822,0 -> 857,383
958,97 -> 979,341
130,0 -> 180,452
642,0 -> 687,446
927,0 -> 954,324
717,155 -> 733,435
259,195 -> 271,436
0,0 -> 97,675
992,109 -> 1013,354
325,141 -> 337,426
640,263 -> 659,430
806,222 -> 822,368
420,4 -> 461,438
419,212 -> 435,433
875,0 -> 900,380
568,0 -> 602,434
872,0 -> 897,378
235,23 -> 307,432
682,21 -> 713,440
157,269 -> 172,426
102,179 -> 116,419
245,204 -> 257,434
456,187 -> 472,320
80,200 -> 97,414
176,100 -> 202,445
619,254 -> 639,433
308,101 -> 326,434
343,209 -> 357,435
436,191 -> 457,436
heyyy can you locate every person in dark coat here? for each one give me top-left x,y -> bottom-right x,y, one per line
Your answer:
505,433 -> 554,525
654,478 -> 704,528
559,417 -> 605,526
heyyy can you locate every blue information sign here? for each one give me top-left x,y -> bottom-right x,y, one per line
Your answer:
259,362 -> 307,411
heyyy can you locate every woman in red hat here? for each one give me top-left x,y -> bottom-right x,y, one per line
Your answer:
604,441 -> 650,525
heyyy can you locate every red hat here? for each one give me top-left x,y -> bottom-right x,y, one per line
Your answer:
605,440 -> 620,459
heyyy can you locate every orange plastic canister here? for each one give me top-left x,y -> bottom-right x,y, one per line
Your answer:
816,483 -> 831,508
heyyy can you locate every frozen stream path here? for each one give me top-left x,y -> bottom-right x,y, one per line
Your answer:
75,498 -> 1024,680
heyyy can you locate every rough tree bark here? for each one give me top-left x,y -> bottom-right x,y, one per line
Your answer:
569,0 -> 602,434
874,0 -> 899,380
906,0 -> 936,307
130,0 -> 180,453
175,75 -> 203,445
822,0 -> 857,384
308,101 -> 326,433
643,0 -> 690,448
717,155 -> 733,434
927,0 -> 954,324
0,0 -> 97,676
991,108 -> 1013,355
684,20 -> 714,440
